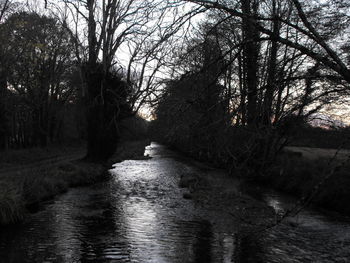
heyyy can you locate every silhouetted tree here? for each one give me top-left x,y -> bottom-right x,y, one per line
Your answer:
154,0 -> 350,177
0,0 -> 13,149
1,11 -> 75,147
59,0 -> 171,161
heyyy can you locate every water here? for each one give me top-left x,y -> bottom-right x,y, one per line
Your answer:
0,142 -> 349,262
242,188 -> 350,262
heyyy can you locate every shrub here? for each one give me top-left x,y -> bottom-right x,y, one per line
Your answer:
0,182 -> 25,225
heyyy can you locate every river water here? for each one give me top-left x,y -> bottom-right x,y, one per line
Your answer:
0,142 -> 349,262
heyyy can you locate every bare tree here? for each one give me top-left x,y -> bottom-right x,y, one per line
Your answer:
182,0 -> 350,85
53,0 -> 201,161
152,0 -> 350,178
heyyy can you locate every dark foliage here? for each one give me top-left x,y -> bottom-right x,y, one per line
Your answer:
84,64 -> 133,162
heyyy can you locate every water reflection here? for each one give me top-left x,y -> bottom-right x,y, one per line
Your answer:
109,150 -> 232,262
243,184 -> 350,262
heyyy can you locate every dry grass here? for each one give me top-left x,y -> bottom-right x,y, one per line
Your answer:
0,139 -> 150,225
0,182 -> 25,225
284,146 -> 350,161
0,144 -> 85,168
266,153 -> 350,214
0,162 -> 105,225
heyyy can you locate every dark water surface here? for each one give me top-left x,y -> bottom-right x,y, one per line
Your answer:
0,143 -> 350,262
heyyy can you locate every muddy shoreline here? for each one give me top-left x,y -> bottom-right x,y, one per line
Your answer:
177,157 -> 276,234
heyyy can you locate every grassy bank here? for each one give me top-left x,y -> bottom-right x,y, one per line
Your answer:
0,143 -> 85,169
0,139 -> 150,225
159,136 -> 350,215
264,152 -> 350,215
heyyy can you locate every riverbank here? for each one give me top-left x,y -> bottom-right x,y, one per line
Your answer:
0,143 -> 85,170
265,151 -> 350,215
162,139 -> 350,216
177,160 -> 276,231
0,139 -> 150,225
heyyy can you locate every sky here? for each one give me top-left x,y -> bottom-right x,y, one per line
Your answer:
8,0 -> 350,125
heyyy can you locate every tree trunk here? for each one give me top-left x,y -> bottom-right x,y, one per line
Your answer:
85,67 -> 107,162
238,51 -> 246,125
84,66 -> 123,162
0,68 -> 8,150
262,0 -> 279,125
84,0 -> 110,162
241,0 -> 259,126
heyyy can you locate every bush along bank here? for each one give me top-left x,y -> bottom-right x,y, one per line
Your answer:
0,139 -> 150,225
